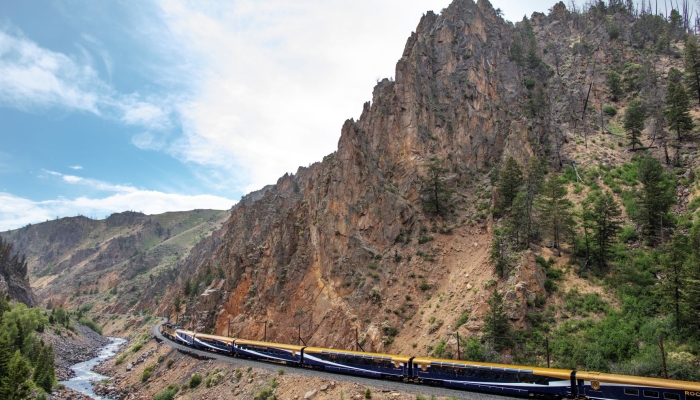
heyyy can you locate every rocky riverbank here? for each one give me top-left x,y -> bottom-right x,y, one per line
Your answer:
42,322 -> 111,380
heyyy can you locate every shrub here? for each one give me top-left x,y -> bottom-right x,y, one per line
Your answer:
205,372 -> 223,388
455,312 -> 470,328
418,235 -> 434,244
189,373 -> 202,388
153,385 -> 179,400
115,354 -> 126,365
523,77 -> 536,90
166,359 -> 174,368
365,388 -> 372,399
618,225 -> 639,243
603,104 -> 617,117
141,365 -> 154,382
254,387 -> 276,400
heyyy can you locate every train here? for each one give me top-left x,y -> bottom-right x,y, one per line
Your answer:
160,323 -> 700,400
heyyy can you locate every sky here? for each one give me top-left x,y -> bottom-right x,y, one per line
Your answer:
0,0 -> 562,231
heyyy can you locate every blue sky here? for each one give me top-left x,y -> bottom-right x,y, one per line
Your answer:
0,0 -> 560,231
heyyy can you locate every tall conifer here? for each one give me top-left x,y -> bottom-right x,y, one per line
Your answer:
664,68 -> 693,142
624,99 -> 645,150
684,36 -> 700,104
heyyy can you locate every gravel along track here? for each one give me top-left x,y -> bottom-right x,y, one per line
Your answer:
151,322 -> 518,400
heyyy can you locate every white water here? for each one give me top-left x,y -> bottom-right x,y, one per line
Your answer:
59,337 -> 127,399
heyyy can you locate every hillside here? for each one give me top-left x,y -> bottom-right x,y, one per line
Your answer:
0,209 -> 230,313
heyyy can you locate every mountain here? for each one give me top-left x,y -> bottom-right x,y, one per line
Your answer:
0,209 -> 230,313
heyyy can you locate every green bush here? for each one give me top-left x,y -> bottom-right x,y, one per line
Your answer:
455,312 -> 470,328
618,225 -> 639,243
153,385 -> 179,400
365,388 -> 372,399
418,235 -> 434,244
189,373 -> 202,388
254,387 -> 276,400
141,365 -> 154,382
523,76 -> 536,90
78,316 -> 102,334
166,359 -> 174,368
115,354 -> 126,365
603,104 -> 617,117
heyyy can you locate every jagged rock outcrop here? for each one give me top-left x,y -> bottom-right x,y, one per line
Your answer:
160,0 -> 551,351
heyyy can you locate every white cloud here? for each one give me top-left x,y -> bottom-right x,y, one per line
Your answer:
0,191 -> 235,231
68,165 -> 83,170
42,169 -> 138,193
144,0 -> 459,194
0,28 -> 170,128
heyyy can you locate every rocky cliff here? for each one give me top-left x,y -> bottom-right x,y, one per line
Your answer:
157,0 -> 559,354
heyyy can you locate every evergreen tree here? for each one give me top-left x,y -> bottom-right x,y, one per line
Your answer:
607,71 -> 623,102
183,279 -> 192,297
538,174 -> 575,251
0,350 -> 31,400
686,221 -> 700,330
33,342 -> 55,393
420,157 -> 451,216
497,157 -> 523,211
684,36 -> 700,105
658,232 -> 690,330
521,157 -> 546,248
490,227 -> 511,277
623,99 -> 645,150
483,290 -> 511,350
636,157 -> 675,242
591,191 -> 622,269
173,296 -> 182,314
0,334 -> 13,380
664,68 -> 693,142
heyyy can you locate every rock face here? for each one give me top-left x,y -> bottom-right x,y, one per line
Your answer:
0,236 -> 38,306
157,0 -> 550,351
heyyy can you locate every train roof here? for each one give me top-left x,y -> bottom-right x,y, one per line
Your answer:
234,339 -> 305,352
576,371 -> 700,391
194,333 -> 235,344
411,357 -> 573,380
304,346 -> 412,363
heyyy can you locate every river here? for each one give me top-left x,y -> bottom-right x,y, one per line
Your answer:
60,337 -> 127,399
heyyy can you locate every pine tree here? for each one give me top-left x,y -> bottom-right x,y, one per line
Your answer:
664,68 -> 693,142
686,221 -> 700,330
483,290 -> 511,350
607,71 -> 623,102
538,174 -> 575,251
685,36 -> 700,105
636,157 -> 675,242
591,191 -> 622,269
623,99 -> 645,150
490,227 -> 511,277
497,157 -> 523,211
33,342 -> 55,393
420,157 -> 451,216
0,334 -> 13,380
521,157 -> 546,248
658,232 -> 690,330
0,350 -> 31,400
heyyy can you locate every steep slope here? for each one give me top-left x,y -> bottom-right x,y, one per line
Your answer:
155,0 -> 553,353
0,236 -> 38,306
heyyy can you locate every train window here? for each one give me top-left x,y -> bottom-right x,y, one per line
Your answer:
624,389 -> 640,396
502,372 -> 518,382
644,391 -> 660,398
663,393 -> 680,400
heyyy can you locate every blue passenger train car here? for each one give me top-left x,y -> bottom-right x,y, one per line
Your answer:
303,347 -> 411,379
233,339 -> 304,365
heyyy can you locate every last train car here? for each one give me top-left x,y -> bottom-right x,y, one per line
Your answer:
302,347 -> 412,379
577,371 -> 700,400
174,329 -> 196,346
192,333 -> 235,354
411,357 -> 575,398
233,339 -> 304,365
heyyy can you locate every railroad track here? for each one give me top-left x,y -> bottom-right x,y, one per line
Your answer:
151,321 -> 516,400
